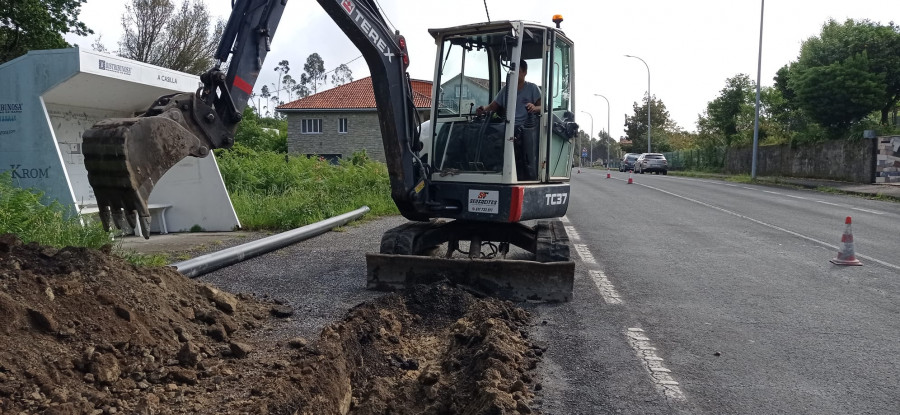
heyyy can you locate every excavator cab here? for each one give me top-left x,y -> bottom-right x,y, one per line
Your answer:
427,21 -> 576,185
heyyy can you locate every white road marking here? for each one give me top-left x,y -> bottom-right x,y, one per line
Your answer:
664,176 -> 886,215
561,215 -> 570,223
565,226 -> 581,240
626,328 -> 685,401
573,243 -> 596,264
851,207 -> 885,215
589,270 -> 622,304
636,182 -> 900,272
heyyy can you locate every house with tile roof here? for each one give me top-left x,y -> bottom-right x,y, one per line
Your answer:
276,76 -> 432,163
437,74 -> 490,115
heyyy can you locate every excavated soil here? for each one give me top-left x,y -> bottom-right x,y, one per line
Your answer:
0,234 -> 544,414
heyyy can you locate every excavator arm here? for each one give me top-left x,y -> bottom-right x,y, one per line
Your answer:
82,0 -> 425,238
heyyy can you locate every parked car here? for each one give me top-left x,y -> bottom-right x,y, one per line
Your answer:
619,153 -> 640,172
635,153 -> 668,174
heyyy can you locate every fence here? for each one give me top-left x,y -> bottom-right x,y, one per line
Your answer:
663,147 -> 726,171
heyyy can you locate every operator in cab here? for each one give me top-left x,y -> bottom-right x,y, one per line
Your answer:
475,60 -> 541,124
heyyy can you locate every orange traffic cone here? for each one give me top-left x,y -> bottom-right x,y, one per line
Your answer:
830,216 -> 862,266
627,171 -> 633,184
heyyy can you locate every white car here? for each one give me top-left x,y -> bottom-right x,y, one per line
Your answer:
635,153 -> 668,174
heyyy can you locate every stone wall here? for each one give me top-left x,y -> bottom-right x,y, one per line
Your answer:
875,136 -> 900,184
725,139 -> 877,183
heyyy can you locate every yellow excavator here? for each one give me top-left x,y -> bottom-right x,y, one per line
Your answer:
82,0 -> 580,301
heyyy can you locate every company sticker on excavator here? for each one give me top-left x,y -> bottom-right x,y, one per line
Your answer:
468,190 -> 499,214
339,0 -> 393,62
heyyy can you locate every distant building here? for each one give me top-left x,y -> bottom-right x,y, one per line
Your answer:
437,74 -> 490,115
277,77 -> 431,163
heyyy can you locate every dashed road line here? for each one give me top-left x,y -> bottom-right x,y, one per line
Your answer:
626,328 -> 685,402
589,270 -> 622,304
852,207 -> 885,215
573,243 -> 596,264
565,226 -> 580,240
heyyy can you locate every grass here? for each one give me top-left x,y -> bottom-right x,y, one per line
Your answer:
1,173 -> 112,249
216,146 -> 398,230
0,173 -> 170,264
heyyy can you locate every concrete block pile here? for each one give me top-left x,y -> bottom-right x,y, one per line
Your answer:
875,136 -> 900,184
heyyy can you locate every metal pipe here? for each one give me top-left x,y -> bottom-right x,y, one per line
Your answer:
174,206 -> 370,278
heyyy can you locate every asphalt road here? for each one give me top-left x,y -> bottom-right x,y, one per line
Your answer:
529,170 -> 900,414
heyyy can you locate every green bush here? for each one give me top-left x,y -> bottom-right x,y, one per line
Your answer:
234,107 -> 288,153
0,172 -> 112,249
215,147 -> 398,230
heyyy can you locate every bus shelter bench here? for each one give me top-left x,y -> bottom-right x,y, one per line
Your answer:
79,204 -> 172,236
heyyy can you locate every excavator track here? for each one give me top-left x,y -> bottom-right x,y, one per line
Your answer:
366,220 -> 575,302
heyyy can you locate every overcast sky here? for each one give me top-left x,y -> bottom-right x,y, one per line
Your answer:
66,0 -> 898,137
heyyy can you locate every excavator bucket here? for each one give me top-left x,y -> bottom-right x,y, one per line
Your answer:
82,104 -> 205,238
366,220 -> 576,302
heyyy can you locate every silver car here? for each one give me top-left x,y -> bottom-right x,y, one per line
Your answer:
635,153 -> 668,174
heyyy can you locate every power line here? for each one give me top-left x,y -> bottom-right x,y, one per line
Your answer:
483,0 -> 490,22
371,0 -> 397,34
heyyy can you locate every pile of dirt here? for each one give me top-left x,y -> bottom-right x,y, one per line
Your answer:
0,234 -> 543,414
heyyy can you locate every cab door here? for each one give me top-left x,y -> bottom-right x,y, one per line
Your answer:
545,31 -> 575,181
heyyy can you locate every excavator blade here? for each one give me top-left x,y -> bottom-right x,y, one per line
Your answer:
366,254 -> 575,302
82,111 -> 204,238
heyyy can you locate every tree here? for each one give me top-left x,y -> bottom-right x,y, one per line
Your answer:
272,60 -> 290,103
698,74 -> 756,148
119,0 -> 224,74
789,19 -> 900,126
0,0 -> 93,64
623,95 -> 676,153
259,85 -> 271,116
331,63 -> 353,85
791,52 -> 885,134
90,34 -> 108,53
292,74 -> 310,99
281,74 -> 297,102
303,53 -> 326,94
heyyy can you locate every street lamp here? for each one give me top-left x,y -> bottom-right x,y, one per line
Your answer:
594,94 -> 611,168
625,54 -> 651,153
751,0 -> 765,179
580,111 -> 593,166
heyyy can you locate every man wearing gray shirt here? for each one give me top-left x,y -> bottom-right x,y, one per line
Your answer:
475,60 -> 541,124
